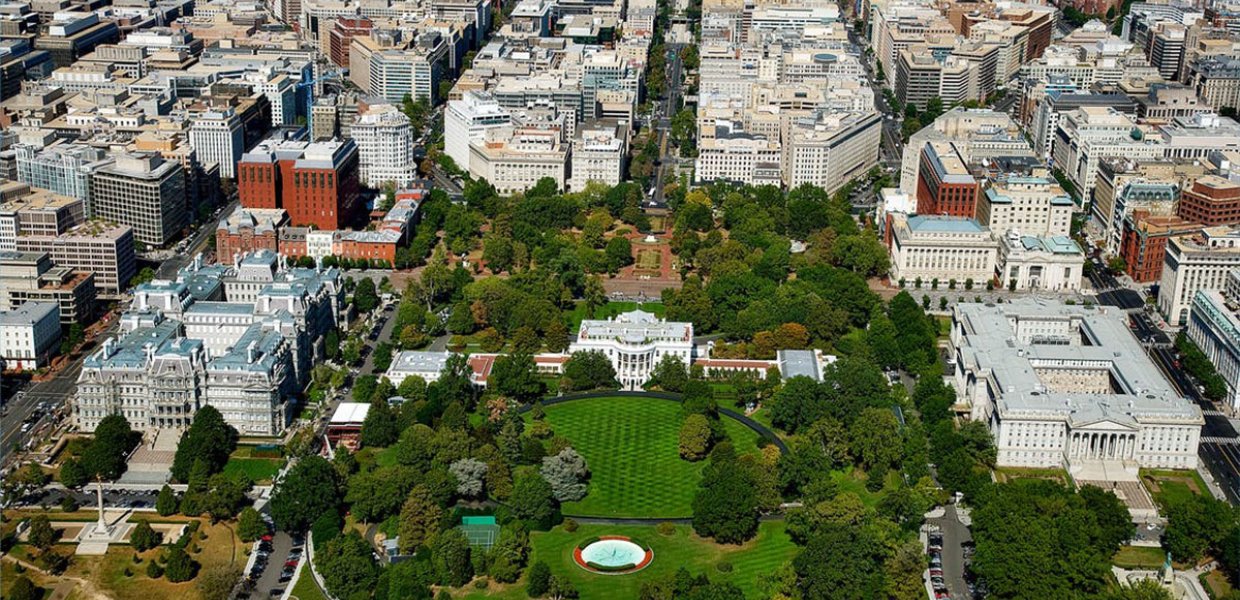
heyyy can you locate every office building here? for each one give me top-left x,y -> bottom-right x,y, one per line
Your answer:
238,139 -> 361,230
1051,107 -> 1165,202
1178,175 -> 1240,226
1159,225 -> 1240,325
467,126 -> 568,195
568,123 -> 628,192
951,300 -> 1202,479
351,104 -> 417,188
888,214 -> 999,286
995,232 -> 1085,292
915,141 -> 980,218
16,220 -> 136,293
976,176 -> 1075,238
444,91 -> 512,170
1186,275 -> 1240,412
1119,212 -> 1201,283
0,251 -> 96,324
89,153 -> 186,248
0,301 -> 61,371
785,112 -> 882,196
189,109 -> 245,179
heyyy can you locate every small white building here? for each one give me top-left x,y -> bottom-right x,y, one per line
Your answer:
386,350 -> 452,387
0,301 -> 61,370
996,233 -> 1085,292
570,310 -> 694,390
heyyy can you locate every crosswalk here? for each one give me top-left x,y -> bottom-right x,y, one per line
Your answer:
1202,436 -> 1240,444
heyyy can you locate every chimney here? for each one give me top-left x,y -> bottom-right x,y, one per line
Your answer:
247,341 -> 257,363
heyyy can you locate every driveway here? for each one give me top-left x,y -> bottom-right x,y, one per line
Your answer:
245,530 -> 296,600
928,504 -> 973,600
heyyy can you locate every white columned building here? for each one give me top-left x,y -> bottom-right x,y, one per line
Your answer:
570,310 -> 693,390
951,300 -> 1203,483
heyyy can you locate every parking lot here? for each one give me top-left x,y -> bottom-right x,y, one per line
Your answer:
928,504 -> 976,600
237,528 -> 300,600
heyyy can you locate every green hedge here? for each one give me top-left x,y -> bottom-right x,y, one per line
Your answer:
585,561 -> 637,572
576,537 -> 601,550
628,538 -> 650,551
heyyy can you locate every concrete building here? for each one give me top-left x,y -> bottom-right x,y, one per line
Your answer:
568,123 -> 627,192
467,126 -> 568,195
1160,225 -> 1240,325
352,104 -> 417,188
1186,277 -> 1240,412
0,301 -> 61,370
976,176 -> 1075,238
1189,56 -> 1240,112
785,111 -> 882,196
1158,113 -> 1240,159
0,251 -> 96,325
899,108 -> 1032,195
888,214 -> 999,286
14,144 -> 108,209
89,152 -> 186,248
951,300 -> 1203,480
444,91 -> 512,170
1051,106 -> 1165,203
0,190 -> 84,252
570,309 -> 693,390
189,109 -> 245,179
995,232 -> 1085,292
15,220 -> 136,293
694,122 -> 783,187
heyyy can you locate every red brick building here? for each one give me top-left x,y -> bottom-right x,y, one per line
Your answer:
238,139 -> 361,231
215,207 -> 287,262
916,141 -> 980,218
1118,211 -> 1201,282
329,17 -> 372,68
1177,175 -> 1240,226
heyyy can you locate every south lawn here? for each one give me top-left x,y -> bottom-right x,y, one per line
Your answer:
530,395 -> 766,518
462,521 -> 797,599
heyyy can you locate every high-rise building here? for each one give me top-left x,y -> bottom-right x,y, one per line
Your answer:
189,109 -> 245,179
90,153 -> 187,247
785,112 -> 882,196
1051,106 -> 1164,203
14,144 -> 108,209
568,123 -> 628,192
16,221 -> 136,293
351,104 -> 417,188
238,139 -> 361,230
444,91 -> 512,169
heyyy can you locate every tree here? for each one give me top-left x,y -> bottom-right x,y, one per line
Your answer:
7,576 -> 39,600
431,528 -> 473,587
354,277 -> 380,313
604,236 -> 634,273
270,456 -> 340,532
692,451 -> 759,544
131,520 -> 161,551
548,575 -> 579,600
345,466 -> 417,523
171,406 -> 238,483
373,342 -> 395,372
130,266 -> 156,287
156,484 -> 178,516
59,458 -> 87,488
197,565 -> 242,600
509,468 -> 559,530
647,355 -> 689,393
526,560 -> 552,597
238,507 -> 267,542
540,448 -> 590,503
886,540 -> 928,600
28,514 -> 56,550
490,352 -> 544,403
362,397 -> 400,447
164,546 -> 199,583
769,377 -> 828,434
561,351 -> 618,391
678,414 -> 713,461
849,407 -> 903,471
82,414 -> 141,481
793,525 -> 887,599
449,458 -> 488,498
316,531 -> 380,599
398,485 -> 442,553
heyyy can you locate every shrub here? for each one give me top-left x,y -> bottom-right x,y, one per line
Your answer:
716,561 -> 733,573
657,522 -> 676,536
575,537 -> 601,550
563,518 -> 578,533
146,560 -> 164,579
474,579 -> 489,590
585,561 -> 637,572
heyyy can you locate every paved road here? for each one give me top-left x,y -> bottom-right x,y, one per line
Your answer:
359,303 -> 399,375
1150,345 -> 1240,504
157,198 -> 237,280
247,530 -> 296,600
928,504 -> 973,600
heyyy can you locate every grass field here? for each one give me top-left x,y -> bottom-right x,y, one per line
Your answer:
290,564 -> 329,600
222,457 -> 285,484
567,301 -> 666,330
460,521 -> 797,599
1112,545 -> 1167,569
635,249 -> 662,270
531,396 -> 764,518
1141,469 -> 1207,510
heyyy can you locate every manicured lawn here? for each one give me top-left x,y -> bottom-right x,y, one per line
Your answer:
830,466 -> 897,509
532,396 -> 763,518
290,564 -> 329,600
568,301 -> 666,330
1141,469 -> 1206,510
460,521 -> 797,599
1112,545 -> 1167,569
635,249 -> 661,270
222,457 -> 285,484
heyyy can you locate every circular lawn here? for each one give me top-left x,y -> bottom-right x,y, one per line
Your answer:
530,395 -> 765,518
